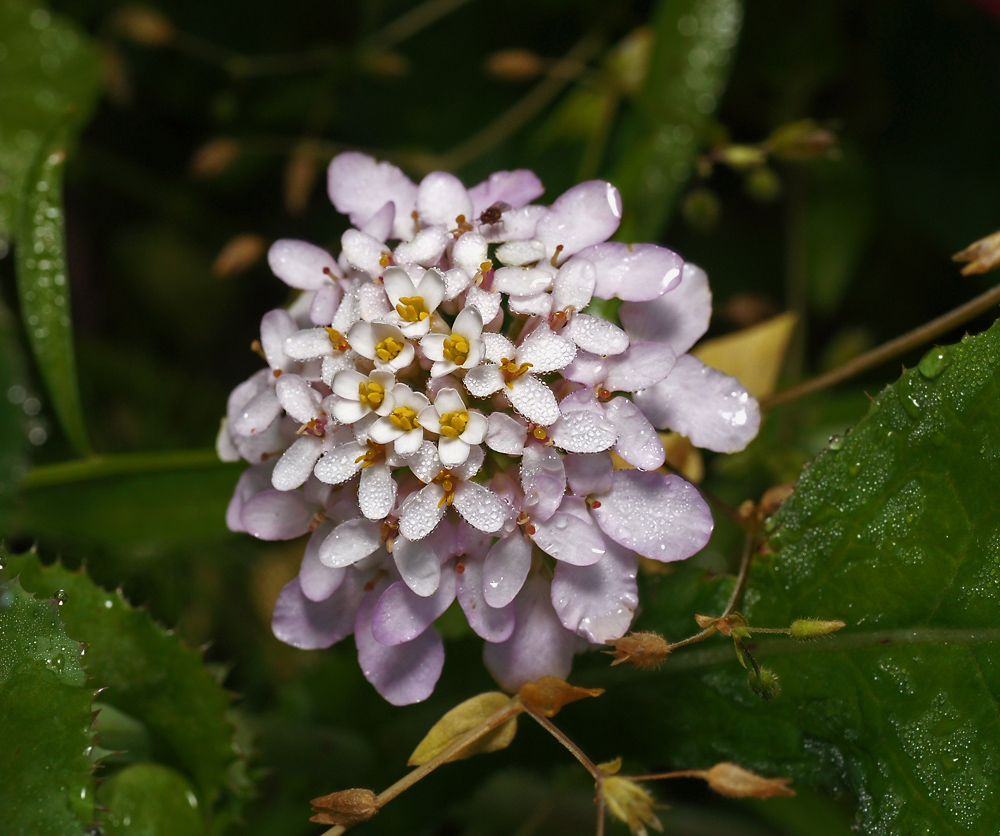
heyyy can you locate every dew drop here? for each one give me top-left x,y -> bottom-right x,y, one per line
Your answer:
918,346 -> 952,379
54,589 -> 67,605
828,434 -> 843,451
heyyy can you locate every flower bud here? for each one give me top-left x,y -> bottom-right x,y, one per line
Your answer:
719,145 -> 767,170
483,49 -> 544,82
953,230 -> 1000,276
745,166 -> 781,202
190,138 -> 241,178
747,666 -> 780,701
309,788 -> 378,826
212,234 -> 266,278
604,632 -> 670,669
704,762 -> 795,799
789,618 -> 846,640
759,483 -> 795,516
113,6 -> 175,46
768,120 -> 838,160
601,776 -> 663,836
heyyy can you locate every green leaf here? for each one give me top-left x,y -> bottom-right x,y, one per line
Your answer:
0,577 -> 96,835
0,0 -> 100,243
98,764 -> 207,836
15,127 -> 91,454
621,320 -> 1000,835
1,549 -> 241,810
608,0 -> 742,241
0,296 -> 30,497
0,450 -> 242,547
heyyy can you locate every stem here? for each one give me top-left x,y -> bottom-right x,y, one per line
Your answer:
360,0 -> 472,51
595,795 -> 606,836
319,699 -> 523,836
20,449 -> 229,489
436,32 -> 605,172
762,280 -> 1000,410
521,702 -> 600,780
629,770 -> 705,782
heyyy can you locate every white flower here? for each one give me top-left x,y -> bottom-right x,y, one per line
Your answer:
330,369 -> 396,424
383,266 -> 446,337
420,306 -> 484,378
418,387 -> 487,467
368,383 -> 430,456
347,321 -> 415,372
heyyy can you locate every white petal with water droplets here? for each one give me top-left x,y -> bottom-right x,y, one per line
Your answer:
272,435 -> 325,490
417,171 -> 473,227
496,239 -> 546,266
466,285 -> 502,324
391,536 -> 443,598
564,314 -> 629,356
464,364 -> 504,397
398,483 -> 448,541
485,412 -> 527,455
319,517 -> 383,567
394,225 -> 450,266
549,408 -> 617,454
507,375 -> 559,426
551,539 -> 638,643
268,239 -> 339,290
314,441 -> 366,484
480,332 -> 515,363
494,266 -> 553,296
232,386 -> 282,436
284,328 -> 334,361
275,374 -> 321,424
453,482 -> 506,533
606,397 -> 665,471
483,533 -> 532,608
552,256 -> 596,311
516,324 -> 576,372
359,462 -> 397,520
453,232 -> 488,278
341,228 -> 386,275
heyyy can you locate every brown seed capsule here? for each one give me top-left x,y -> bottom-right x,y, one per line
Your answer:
309,788 -> 378,826
603,632 -> 670,669
704,762 -> 795,799
953,230 -> 1000,276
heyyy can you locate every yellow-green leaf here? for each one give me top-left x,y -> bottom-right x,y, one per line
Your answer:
407,691 -> 518,766
693,312 -> 798,398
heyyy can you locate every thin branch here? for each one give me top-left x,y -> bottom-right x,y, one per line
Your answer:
435,32 -> 605,172
629,769 -> 705,782
596,795 -> 606,836
762,280 -> 1000,410
319,699 -> 524,836
360,0 -> 472,51
21,449 -> 226,489
522,702 -> 601,779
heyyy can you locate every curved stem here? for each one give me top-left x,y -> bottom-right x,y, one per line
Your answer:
762,281 -> 1000,410
522,702 -> 600,780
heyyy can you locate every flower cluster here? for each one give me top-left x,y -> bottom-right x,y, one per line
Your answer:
219,152 -> 760,705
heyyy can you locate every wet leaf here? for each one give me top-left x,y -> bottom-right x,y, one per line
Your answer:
0,297 -> 29,497
693,312 -> 798,398
0,577 -> 95,835
518,676 -> 605,718
15,130 -> 90,453
98,764 -> 205,836
609,0 -> 743,241
1,549 -> 241,809
408,691 -> 518,766
622,320 -> 1000,835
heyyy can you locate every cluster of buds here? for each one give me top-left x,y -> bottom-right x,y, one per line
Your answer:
219,152 -> 760,704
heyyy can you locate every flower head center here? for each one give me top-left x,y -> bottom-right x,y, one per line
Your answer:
358,380 -> 385,408
432,469 -> 456,507
353,442 -> 384,469
500,357 -> 533,388
442,334 -> 470,365
389,405 -> 420,431
324,327 -> 349,352
374,336 -> 405,363
396,295 -> 429,323
438,410 -> 469,439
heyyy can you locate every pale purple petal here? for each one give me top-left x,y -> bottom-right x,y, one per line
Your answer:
372,571 -> 457,646
272,435 -> 325,490
633,354 -> 760,453
417,171 -> 473,227
453,481 -> 507,533
406,441 -> 442,483
453,232 -> 488,279
592,470 -> 712,562
392,533 -> 442,597
469,170 -> 544,216
507,375 -> 559,426
563,452 -> 614,497
551,538 -> 638,643
310,286 -> 342,325
483,573 -> 577,692
341,228 -> 386,275
314,441 -> 366,485
360,200 -> 395,242
535,180 -> 622,261
241,489 -> 313,540
464,364 -> 504,397
619,262 -> 711,355
563,314 -> 629,356
226,464 -> 273,532
507,291 -> 553,318
359,462 -> 397,520
285,328 -> 335,361
578,242 -> 683,302
605,397 -> 665,471
603,343 -> 676,392
516,323 -> 576,372
486,412 -> 527,456
275,373 -> 321,423
394,226 -> 450,266
398,483 -> 448,541
549,408 -> 617,454
465,285 -> 502,324
272,575 -> 362,649
483,533 -> 532,608
355,588 -> 444,705
531,509 -> 606,566
552,256 -> 596,312
456,558 -> 515,642
299,523 -> 347,601
260,309 -> 299,371
268,239 -> 339,290
319,517 -> 383,568
561,352 -> 607,387
496,239 -> 547,267
328,151 -> 417,241
494,266 -> 553,296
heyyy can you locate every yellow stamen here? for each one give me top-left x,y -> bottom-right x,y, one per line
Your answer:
324,327 -> 349,351
433,469 -> 456,507
389,406 -> 419,432
442,333 -> 470,365
499,357 -> 534,389
353,442 -> 384,469
378,251 -> 392,268
396,295 -> 430,323
438,410 -> 469,439
358,380 -> 385,408
374,335 -> 404,363
533,426 -> 547,440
